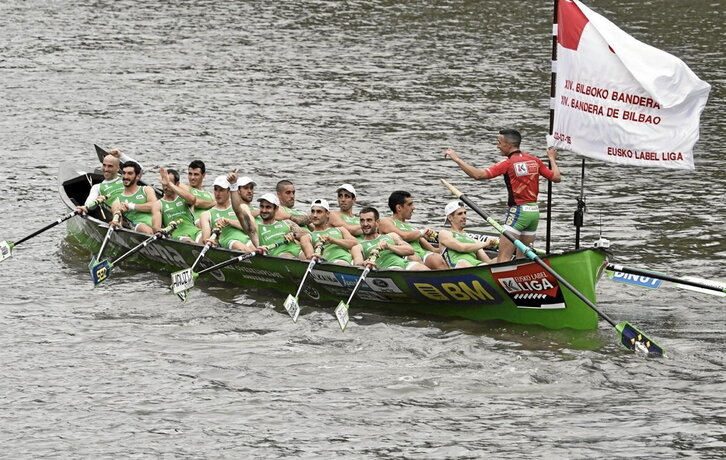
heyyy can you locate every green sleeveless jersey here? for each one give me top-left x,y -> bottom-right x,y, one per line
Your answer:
191,187 -> 214,223
284,206 -> 304,216
310,227 -> 352,263
98,178 -> 124,205
161,196 -> 200,241
359,234 -> 408,270
443,231 -> 485,267
390,219 -> 426,259
340,213 -> 362,240
258,220 -> 302,257
118,187 -> 152,227
208,206 -> 250,249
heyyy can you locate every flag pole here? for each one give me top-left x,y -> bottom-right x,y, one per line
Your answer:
546,0 -> 559,254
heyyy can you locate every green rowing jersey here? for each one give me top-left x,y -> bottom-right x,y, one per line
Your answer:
310,227 -> 352,263
443,231 -> 485,267
390,219 -> 427,259
207,206 -> 250,249
93,178 -> 124,206
191,187 -> 214,223
258,220 -> 302,257
284,206 -> 304,216
340,214 -> 362,240
359,234 -> 408,270
161,196 -> 200,241
118,188 -> 152,227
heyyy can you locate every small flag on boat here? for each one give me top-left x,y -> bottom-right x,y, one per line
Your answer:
548,0 -> 710,170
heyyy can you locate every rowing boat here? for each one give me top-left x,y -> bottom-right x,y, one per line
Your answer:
59,161 -> 609,331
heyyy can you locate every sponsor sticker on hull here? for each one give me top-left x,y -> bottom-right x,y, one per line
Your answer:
310,270 -> 403,294
405,274 -> 502,306
490,262 -> 566,309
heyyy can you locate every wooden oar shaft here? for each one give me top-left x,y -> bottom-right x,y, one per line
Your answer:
343,254 -> 378,306
608,263 -> 726,294
440,179 -> 619,327
294,257 -> 318,299
196,242 -> 283,277
111,221 -> 179,266
191,229 -> 220,271
13,197 -> 107,247
344,266 -> 371,306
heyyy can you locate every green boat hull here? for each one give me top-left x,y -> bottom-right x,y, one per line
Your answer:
60,163 -> 608,330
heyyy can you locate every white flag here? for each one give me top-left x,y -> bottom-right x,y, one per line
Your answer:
547,0 -> 711,169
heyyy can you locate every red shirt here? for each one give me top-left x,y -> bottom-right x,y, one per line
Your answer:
484,151 -> 556,206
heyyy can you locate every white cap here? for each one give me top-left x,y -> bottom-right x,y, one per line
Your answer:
213,176 -> 230,189
257,192 -> 280,207
310,198 -> 330,211
443,200 -> 465,225
237,176 -> 256,187
337,184 -> 356,197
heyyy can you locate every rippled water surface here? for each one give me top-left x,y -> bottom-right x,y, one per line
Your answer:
1,0 -> 724,458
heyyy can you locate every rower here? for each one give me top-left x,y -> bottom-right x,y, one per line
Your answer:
378,190 -> 448,269
358,207 -> 428,271
185,160 -> 215,226
77,149 -> 140,215
274,179 -> 311,227
151,168 -> 201,243
438,200 -> 495,268
328,183 -> 362,238
199,176 -> 256,251
226,170 -> 259,246
308,198 -> 363,265
109,161 -> 157,234
257,192 -> 315,259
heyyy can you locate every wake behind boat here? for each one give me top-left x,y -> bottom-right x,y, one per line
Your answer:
58,160 -> 610,331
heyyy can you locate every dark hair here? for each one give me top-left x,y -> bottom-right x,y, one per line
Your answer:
388,190 -> 411,213
188,160 -> 206,174
499,129 -> 522,148
276,179 -> 293,192
167,168 -> 180,184
359,206 -> 379,220
122,160 -> 142,175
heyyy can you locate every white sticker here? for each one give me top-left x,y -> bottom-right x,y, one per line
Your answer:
171,268 -> 195,294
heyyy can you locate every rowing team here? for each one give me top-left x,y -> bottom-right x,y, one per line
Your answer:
78,151 -> 496,271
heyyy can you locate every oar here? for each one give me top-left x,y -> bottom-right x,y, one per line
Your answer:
283,242 -> 325,322
170,242 -> 284,299
440,179 -> 665,357
334,253 -> 378,332
90,220 -> 180,285
607,263 -> 725,297
89,211 -> 121,268
1,196 -> 107,263
170,228 -> 220,301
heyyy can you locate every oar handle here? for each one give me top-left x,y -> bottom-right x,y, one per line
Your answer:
440,179 -> 463,198
196,241 -> 284,277
111,220 -> 180,266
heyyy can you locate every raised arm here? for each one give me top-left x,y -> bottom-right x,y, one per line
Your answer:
378,217 -> 421,243
545,147 -> 562,183
444,148 -> 489,180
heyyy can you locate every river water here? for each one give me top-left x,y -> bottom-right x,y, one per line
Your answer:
1,0 -> 724,458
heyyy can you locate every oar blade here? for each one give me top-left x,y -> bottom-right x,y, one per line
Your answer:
90,260 -> 112,285
335,301 -> 349,331
616,322 -> 665,357
170,268 -> 195,294
283,295 -> 301,322
0,241 -> 13,263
